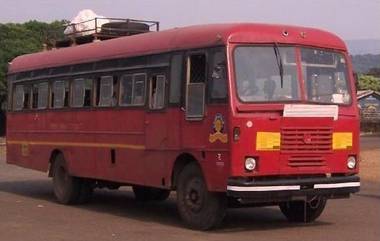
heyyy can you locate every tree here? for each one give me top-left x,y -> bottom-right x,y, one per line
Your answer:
357,74 -> 380,91
0,20 -> 66,108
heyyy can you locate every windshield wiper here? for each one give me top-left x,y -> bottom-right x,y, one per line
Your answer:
273,43 -> 284,88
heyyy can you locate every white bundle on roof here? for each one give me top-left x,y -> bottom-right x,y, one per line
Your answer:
64,9 -> 110,36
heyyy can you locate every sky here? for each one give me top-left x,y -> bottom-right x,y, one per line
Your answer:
0,0 -> 379,40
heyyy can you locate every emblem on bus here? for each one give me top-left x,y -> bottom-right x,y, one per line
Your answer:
209,114 -> 228,143
303,134 -> 312,144
21,143 -> 30,156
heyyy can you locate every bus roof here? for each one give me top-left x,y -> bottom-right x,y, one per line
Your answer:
8,23 -> 347,74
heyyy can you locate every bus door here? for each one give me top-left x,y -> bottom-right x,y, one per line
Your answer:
181,50 -> 228,148
180,50 -> 229,190
180,52 -> 208,147
145,70 -> 168,149
144,69 -> 170,186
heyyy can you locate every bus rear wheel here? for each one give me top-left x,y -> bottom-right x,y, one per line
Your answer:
52,154 -> 81,204
176,163 -> 226,230
132,185 -> 170,201
279,196 -> 327,222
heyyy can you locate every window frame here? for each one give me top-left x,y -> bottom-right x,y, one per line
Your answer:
169,53 -> 184,106
119,72 -> 147,107
185,50 -> 208,120
207,47 -> 228,104
13,84 -> 25,111
51,79 -> 70,109
96,75 -> 117,107
71,77 -> 94,108
300,47 -> 353,106
21,84 -> 32,110
187,52 -> 208,84
232,44 -> 302,104
37,81 -> 49,110
149,73 -> 167,110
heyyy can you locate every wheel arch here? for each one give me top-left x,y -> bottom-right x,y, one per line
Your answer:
170,152 -> 202,190
48,149 -> 64,177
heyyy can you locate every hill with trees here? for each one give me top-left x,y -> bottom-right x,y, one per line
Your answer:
346,39 -> 380,55
0,20 -> 65,106
351,54 -> 380,73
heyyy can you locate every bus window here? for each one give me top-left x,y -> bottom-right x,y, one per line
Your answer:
23,85 -> 31,109
52,81 -> 65,108
169,54 -> 183,104
234,46 -> 299,102
133,74 -> 146,105
186,53 -> 206,119
72,78 -> 92,108
120,75 -> 133,105
63,81 -> 70,107
37,82 -> 49,109
120,73 -> 146,106
72,78 -> 85,107
149,75 -> 166,109
189,54 -> 206,83
31,84 -> 39,109
13,85 -> 25,111
97,76 -> 114,107
83,79 -> 93,107
209,51 -> 227,101
29,82 -> 48,110
31,82 -> 49,109
301,48 -> 351,104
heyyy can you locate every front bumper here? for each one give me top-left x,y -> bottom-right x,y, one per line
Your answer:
227,175 -> 360,202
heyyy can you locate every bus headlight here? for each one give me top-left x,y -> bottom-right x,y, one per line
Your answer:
347,156 -> 356,169
245,157 -> 257,171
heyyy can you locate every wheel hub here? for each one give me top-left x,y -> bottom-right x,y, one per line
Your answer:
184,178 -> 204,212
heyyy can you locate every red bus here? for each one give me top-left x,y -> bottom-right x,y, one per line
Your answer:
6,23 -> 360,230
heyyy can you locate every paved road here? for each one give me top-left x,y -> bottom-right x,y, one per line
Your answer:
0,139 -> 379,241
360,135 -> 380,151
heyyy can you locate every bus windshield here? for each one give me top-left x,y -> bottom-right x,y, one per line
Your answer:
234,46 -> 300,102
234,46 -> 351,105
301,48 -> 351,104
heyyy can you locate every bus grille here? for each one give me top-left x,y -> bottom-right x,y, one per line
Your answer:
281,127 -> 332,153
288,156 -> 326,167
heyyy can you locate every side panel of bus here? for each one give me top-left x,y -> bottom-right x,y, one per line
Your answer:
6,47 -> 231,192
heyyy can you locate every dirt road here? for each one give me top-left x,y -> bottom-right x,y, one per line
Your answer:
0,137 -> 379,241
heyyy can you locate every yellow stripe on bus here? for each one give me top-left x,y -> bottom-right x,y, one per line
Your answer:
6,140 -> 146,150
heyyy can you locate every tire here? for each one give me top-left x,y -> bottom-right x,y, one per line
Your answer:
52,154 -> 81,204
176,163 -> 226,230
132,185 -> 170,202
279,196 -> 327,223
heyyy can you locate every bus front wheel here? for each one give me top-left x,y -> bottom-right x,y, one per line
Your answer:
52,154 -> 81,204
176,163 -> 226,230
279,196 -> 327,223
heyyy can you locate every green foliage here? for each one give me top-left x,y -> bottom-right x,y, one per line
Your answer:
357,74 -> 380,91
0,20 -> 66,106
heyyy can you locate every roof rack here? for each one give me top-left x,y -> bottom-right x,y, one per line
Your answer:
46,18 -> 159,49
